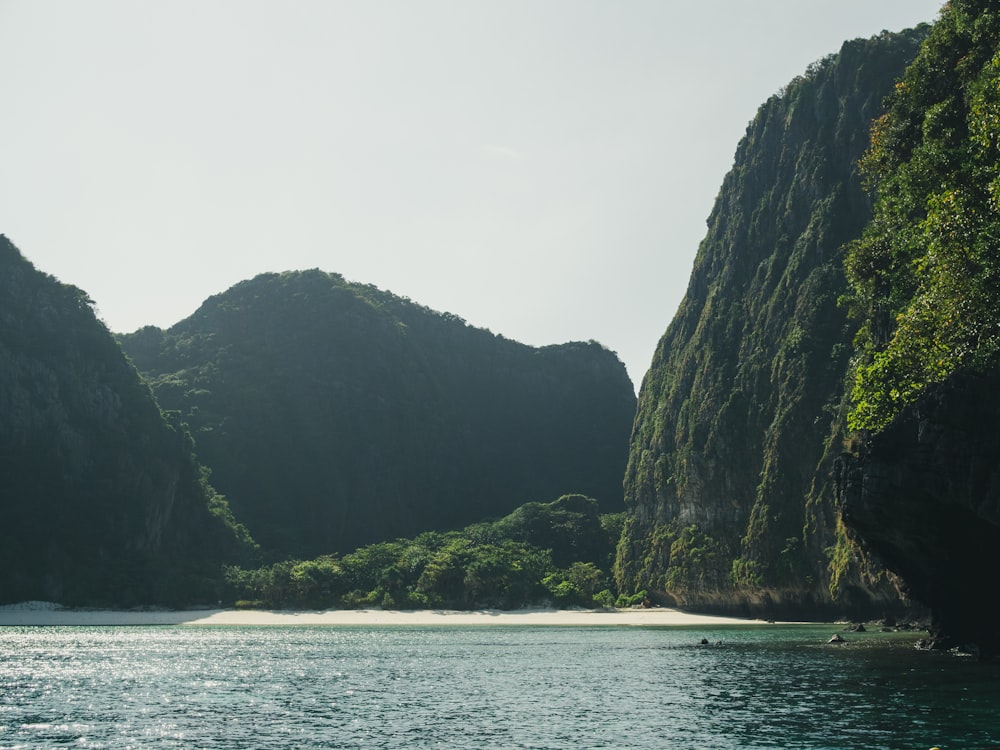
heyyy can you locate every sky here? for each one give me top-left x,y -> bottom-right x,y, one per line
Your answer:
0,1 -> 944,389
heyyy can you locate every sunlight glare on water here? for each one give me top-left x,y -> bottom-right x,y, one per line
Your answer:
0,624 -> 997,749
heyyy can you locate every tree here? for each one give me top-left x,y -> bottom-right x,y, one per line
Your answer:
845,2 -> 1000,431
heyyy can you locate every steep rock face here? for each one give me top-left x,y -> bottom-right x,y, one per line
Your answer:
616,30 -> 928,619
120,270 -> 636,559
0,237 -> 250,606
834,0 -> 1000,655
838,371 -> 1000,655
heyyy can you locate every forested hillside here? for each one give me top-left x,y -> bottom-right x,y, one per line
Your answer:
0,237 -> 254,606
839,0 -> 1000,656
616,28 -> 929,619
120,270 -> 636,560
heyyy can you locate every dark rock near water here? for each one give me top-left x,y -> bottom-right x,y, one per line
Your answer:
838,370 -> 1000,659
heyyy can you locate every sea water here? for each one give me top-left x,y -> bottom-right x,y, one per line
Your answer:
1,623 -> 998,749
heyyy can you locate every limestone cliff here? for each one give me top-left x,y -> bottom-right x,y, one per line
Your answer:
838,371 -> 1000,655
616,29 -> 928,619
120,270 -> 636,559
0,237 -> 252,606
836,0 -> 1000,655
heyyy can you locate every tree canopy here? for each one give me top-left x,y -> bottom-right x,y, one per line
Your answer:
845,0 -> 1000,431
224,495 -> 630,611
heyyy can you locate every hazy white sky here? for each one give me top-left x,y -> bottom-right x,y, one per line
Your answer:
0,1 -> 943,388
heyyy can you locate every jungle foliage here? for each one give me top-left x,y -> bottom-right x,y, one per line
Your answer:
224,495 -> 631,611
845,0 -> 1000,431
120,270 -> 636,560
0,237 -> 257,607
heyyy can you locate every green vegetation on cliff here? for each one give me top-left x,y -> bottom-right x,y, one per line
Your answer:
837,0 -> 1000,657
846,0 -> 1000,431
616,29 -> 928,618
224,494 -> 623,611
120,270 -> 636,560
0,237 -> 255,606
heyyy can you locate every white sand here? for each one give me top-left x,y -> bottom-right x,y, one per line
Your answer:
0,603 -> 760,627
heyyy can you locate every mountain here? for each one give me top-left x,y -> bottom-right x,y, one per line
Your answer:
615,28 -> 929,620
120,270 -> 636,559
839,0 -> 1000,656
0,237 -> 254,606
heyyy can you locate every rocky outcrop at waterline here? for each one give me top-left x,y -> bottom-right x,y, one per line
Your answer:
838,371 -> 1000,657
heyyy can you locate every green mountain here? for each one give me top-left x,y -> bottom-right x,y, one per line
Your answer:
119,270 -> 636,560
839,0 -> 1000,656
0,237 -> 254,606
615,28 -> 929,620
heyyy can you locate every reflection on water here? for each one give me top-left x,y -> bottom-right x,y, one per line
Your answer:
0,624 -> 997,749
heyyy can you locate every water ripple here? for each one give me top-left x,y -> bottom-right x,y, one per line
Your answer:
0,624 -> 997,748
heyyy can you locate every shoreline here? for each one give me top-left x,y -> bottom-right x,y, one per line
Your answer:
0,604 -> 770,627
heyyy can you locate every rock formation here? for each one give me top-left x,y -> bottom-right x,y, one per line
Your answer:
120,270 -> 636,559
839,372 -> 1000,656
0,237 -> 252,606
615,28 -> 929,619
837,0 -> 1000,656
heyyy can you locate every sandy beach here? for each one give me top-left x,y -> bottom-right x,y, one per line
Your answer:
0,602 -> 760,627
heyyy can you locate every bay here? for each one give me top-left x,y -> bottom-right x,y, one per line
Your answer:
1,623 -> 998,749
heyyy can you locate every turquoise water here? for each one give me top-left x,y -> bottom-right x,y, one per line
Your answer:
0,623 -> 997,749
